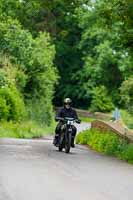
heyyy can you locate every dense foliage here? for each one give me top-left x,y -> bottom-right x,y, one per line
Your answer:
120,77 -> 133,114
121,110 -> 133,129
74,0 -> 133,107
90,86 -> 114,112
76,128 -> 133,164
0,0 -> 132,131
0,55 -> 26,121
0,17 -> 57,125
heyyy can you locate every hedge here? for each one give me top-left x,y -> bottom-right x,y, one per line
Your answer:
76,128 -> 133,164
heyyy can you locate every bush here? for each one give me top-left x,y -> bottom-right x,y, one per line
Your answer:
84,129 -> 119,155
27,98 -> 54,126
0,54 -> 27,121
120,144 -> 133,164
0,68 -> 7,87
90,86 -> 114,112
0,86 -> 26,121
121,110 -> 133,129
76,130 -> 90,144
0,53 -> 27,91
120,77 -> 133,114
0,97 -> 9,120
0,20 -> 58,125
76,128 -> 133,164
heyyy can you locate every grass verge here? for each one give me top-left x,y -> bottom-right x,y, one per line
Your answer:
80,116 -> 95,123
120,110 -> 133,129
76,128 -> 133,164
0,120 -> 56,139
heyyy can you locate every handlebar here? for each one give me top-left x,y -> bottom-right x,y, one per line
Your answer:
55,117 -> 81,124
55,117 -> 64,121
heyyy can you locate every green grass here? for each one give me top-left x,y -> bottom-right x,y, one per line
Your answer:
80,116 -> 95,123
120,110 -> 133,129
76,128 -> 133,164
0,120 -> 56,139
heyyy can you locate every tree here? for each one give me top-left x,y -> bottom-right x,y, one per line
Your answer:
0,0 -> 85,106
120,76 -> 133,114
0,54 -> 26,121
72,0 -> 133,107
0,0 -> 132,110
0,19 -> 57,124
90,86 -> 114,112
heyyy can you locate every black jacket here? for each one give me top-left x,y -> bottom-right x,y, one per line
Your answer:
56,107 -> 78,120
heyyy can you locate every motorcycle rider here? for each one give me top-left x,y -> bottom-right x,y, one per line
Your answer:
53,98 -> 80,147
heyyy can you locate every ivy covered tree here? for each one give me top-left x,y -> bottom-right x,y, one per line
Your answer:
0,19 -> 57,124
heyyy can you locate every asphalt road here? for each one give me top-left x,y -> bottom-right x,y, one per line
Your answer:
0,123 -> 133,200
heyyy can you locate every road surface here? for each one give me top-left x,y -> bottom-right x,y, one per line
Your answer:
0,123 -> 133,200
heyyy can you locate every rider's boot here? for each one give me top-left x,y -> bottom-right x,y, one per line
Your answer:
71,137 -> 75,148
53,134 -> 59,146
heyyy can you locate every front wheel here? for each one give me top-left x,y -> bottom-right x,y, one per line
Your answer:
58,133 -> 64,152
65,132 -> 71,153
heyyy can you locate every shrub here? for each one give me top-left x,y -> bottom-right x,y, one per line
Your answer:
0,54 -> 27,121
100,134 -> 119,155
86,129 -> 119,155
0,68 -> 7,87
26,99 -> 54,126
0,86 -> 26,121
76,128 -> 133,164
90,86 -> 114,112
120,109 -> 133,129
76,130 -> 90,144
0,20 -> 58,125
0,97 -> 9,120
120,144 -> 133,164
120,76 -> 133,114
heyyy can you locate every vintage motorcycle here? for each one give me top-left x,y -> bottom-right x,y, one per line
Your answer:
55,117 -> 81,153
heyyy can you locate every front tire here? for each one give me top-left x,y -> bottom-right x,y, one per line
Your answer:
58,133 -> 64,152
65,132 -> 71,153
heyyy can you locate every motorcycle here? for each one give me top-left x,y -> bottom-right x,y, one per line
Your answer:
55,117 -> 81,153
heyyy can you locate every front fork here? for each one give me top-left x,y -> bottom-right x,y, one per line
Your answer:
59,125 -> 72,146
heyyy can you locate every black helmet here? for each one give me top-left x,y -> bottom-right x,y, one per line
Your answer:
64,98 -> 72,105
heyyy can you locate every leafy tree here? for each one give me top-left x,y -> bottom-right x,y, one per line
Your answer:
0,0 -> 132,111
0,54 -> 26,121
0,0 -> 84,106
90,86 -> 114,112
0,19 -> 57,124
73,0 -> 133,107
120,76 -> 133,114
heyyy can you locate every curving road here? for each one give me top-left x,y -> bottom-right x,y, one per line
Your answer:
0,123 -> 133,200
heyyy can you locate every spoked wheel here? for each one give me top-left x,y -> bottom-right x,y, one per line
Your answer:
65,133 -> 71,153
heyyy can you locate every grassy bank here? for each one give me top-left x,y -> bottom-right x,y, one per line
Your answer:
0,121 -> 56,139
80,116 -> 95,123
76,128 -> 133,164
121,110 -> 133,129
